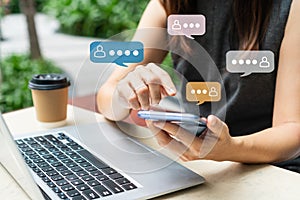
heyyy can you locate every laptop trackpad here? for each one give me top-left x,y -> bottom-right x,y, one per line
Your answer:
113,138 -> 153,154
106,138 -> 173,173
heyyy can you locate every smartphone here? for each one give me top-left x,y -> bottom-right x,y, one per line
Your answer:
138,110 -> 207,126
137,110 -> 207,137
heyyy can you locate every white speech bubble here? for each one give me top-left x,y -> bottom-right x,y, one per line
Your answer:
226,51 -> 275,77
167,15 -> 206,39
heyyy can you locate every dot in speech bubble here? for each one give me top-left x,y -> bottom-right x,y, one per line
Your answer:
90,41 -> 144,67
186,82 -> 221,105
167,15 -> 206,39
226,50 -> 274,77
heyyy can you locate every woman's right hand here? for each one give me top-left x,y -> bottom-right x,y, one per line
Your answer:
114,63 -> 177,111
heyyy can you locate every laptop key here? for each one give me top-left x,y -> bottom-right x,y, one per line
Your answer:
56,166 -> 68,172
43,154 -> 54,159
52,187 -> 61,193
57,154 -> 68,160
96,175 -> 108,182
76,171 -> 89,177
85,166 -> 97,172
56,179 -> 69,186
90,170 -> 103,177
52,175 -> 63,181
87,180 -> 100,187
79,162 -> 91,168
82,175 -> 94,182
42,176 -> 51,183
77,150 -> 109,169
66,174 -> 79,181
37,162 -> 49,168
76,184 -> 89,191
28,163 -> 36,169
102,180 -> 124,193
47,181 -> 56,188
39,150 -> 49,155
71,166 -> 83,172
66,162 -> 78,168
61,146 -> 72,152
82,189 -> 99,199
102,168 -> 117,175
33,168 -> 41,173
16,139 -> 25,145
48,147 -> 60,153
58,192 -> 68,199
70,145 -> 84,151
75,158 -> 86,164
34,136 -> 46,143
72,195 -> 87,200
62,159 -> 73,164
66,189 -> 80,198
71,179 -> 84,186
41,166 -> 53,172
32,158 -> 43,163
61,184 -> 75,191
115,178 -> 130,185
44,135 -> 60,143
51,162 -> 63,168
21,147 -> 32,152
61,170 -> 73,176
37,172 -> 46,178
93,185 -> 112,197
24,137 -> 35,142
47,170 -> 58,177
122,183 -> 137,191
109,173 -> 123,180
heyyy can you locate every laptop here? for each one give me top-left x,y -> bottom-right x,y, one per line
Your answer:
0,113 -> 204,200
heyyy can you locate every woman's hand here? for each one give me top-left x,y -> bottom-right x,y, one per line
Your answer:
147,115 -> 237,161
114,63 -> 177,111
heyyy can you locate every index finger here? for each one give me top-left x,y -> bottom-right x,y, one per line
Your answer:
146,63 -> 177,96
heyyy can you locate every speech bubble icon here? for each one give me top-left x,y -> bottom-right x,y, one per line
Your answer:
226,50 -> 274,77
186,82 -> 221,105
90,41 -> 144,67
167,15 -> 206,39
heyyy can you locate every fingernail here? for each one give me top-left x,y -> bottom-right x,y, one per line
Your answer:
209,115 -> 217,126
168,88 -> 176,95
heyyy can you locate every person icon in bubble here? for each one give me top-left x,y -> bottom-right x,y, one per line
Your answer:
209,87 -> 218,97
172,20 -> 182,30
259,56 -> 270,68
94,45 -> 106,58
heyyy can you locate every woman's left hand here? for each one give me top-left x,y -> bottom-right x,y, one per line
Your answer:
146,115 -> 237,161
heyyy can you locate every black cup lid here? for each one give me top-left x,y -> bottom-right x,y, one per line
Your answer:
29,74 -> 70,90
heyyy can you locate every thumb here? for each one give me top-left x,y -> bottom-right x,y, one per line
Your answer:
207,115 -> 228,136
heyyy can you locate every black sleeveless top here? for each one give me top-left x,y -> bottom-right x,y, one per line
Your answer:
171,0 -> 300,173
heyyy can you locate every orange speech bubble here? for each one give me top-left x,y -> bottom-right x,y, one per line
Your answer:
186,82 -> 221,105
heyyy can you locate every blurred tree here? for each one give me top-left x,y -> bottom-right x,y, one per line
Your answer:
19,0 -> 42,59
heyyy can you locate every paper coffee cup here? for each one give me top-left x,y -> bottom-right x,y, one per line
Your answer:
29,74 -> 70,128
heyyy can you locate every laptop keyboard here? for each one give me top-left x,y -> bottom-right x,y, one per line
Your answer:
15,132 -> 137,200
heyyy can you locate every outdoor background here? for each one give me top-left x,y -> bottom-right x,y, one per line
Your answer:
1,0 -> 173,113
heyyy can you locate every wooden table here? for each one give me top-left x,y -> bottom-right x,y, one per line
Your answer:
1,105 -> 300,200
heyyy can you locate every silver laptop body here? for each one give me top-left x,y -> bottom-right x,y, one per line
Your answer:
0,114 -> 204,200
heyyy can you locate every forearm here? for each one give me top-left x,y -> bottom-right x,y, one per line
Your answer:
97,82 -> 130,121
229,123 -> 300,163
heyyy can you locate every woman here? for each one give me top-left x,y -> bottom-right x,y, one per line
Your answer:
97,0 -> 300,172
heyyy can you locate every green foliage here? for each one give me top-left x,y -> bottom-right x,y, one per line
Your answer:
0,54 -> 62,113
6,0 -> 46,13
43,0 -> 149,38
